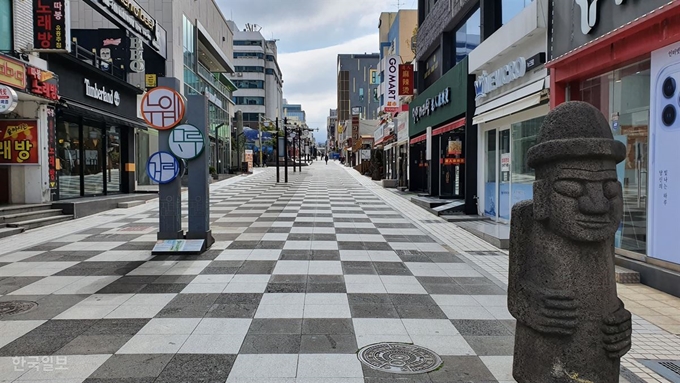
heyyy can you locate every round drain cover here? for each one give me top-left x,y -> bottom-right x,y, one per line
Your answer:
357,342 -> 443,374
0,301 -> 38,317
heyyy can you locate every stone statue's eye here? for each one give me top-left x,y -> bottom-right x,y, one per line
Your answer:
603,180 -> 620,199
553,180 -> 584,197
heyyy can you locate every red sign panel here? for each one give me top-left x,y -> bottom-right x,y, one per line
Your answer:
34,0 -> 69,51
0,120 -> 40,164
442,158 -> 466,165
399,64 -> 414,96
46,108 -> 58,188
26,66 -> 59,101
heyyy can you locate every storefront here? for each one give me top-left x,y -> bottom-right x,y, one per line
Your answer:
548,1 -> 680,290
408,58 -> 469,202
469,0 -> 550,221
395,111 -> 409,188
48,53 -> 146,199
0,53 -> 60,204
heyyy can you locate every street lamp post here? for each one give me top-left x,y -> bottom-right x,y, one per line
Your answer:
297,127 -> 302,173
275,117 -> 280,183
283,117 -> 288,183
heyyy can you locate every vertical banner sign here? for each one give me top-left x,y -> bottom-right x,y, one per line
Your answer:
399,64 -> 414,96
648,41 -> 680,264
0,120 -> 40,164
425,126 -> 432,161
245,150 -> 253,172
385,55 -> 400,112
46,107 -> 58,189
33,0 -> 71,52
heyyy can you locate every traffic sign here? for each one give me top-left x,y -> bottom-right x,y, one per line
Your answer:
147,151 -> 180,184
168,124 -> 204,160
140,86 -> 186,130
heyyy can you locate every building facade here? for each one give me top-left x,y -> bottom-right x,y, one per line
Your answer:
411,0 -> 541,214
377,9 -> 417,114
548,0 -> 680,295
336,53 -> 380,157
326,108 -> 337,154
470,0 -> 550,222
229,22 -> 283,130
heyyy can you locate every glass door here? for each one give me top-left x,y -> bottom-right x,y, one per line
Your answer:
106,126 -> 121,194
82,124 -> 104,196
484,130 -> 497,217
498,128 -> 511,221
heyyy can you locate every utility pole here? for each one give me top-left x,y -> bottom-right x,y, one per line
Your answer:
275,117 -> 280,183
292,125 -> 296,173
283,117 -> 288,183
298,127 -> 302,172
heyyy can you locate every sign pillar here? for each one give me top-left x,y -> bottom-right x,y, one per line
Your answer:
156,77 -> 183,240
185,94 -> 214,249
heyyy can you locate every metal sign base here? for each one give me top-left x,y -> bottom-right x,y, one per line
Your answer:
151,239 -> 206,255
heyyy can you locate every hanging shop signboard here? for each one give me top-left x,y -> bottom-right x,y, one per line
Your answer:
0,55 -> 26,89
385,55 -> 400,112
399,64 -> 414,96
0,85 -> 19,114
413,87 -> 450,124
26,67 -> 59,101
46,107 -> 58,189
84,78 -> 120,106
33,0 -> 71,52
0,120 -> 40,165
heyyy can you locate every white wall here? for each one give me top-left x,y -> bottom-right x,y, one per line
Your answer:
9,102 -> 50,204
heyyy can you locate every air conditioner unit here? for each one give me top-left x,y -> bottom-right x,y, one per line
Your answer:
237,73 -> 243,77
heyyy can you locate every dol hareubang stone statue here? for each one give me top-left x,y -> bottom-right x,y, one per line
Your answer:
508,102 -> 632,383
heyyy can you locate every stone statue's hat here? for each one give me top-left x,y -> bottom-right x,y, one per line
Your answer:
526,101 -> 626,169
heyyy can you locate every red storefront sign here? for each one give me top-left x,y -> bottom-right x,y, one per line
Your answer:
33,0 -> 70,51
0,55 -> 26,89
399,64 -> 413,96
26,66 -> 59,101
442,158 -> 465,165
0,120 -> 40,164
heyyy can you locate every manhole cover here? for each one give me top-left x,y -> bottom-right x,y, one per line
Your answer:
357,342 -> 443,374
0,301 -> 38,317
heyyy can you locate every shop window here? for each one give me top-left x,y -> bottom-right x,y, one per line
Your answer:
454,8 -> 481,64
510,116 -> 544,206
183,15 -> 196,69
106,127 -> 121,194
0,0 -> 11,52
235,97 -> 265,105
57,121 -> 81,199
581,60 -> 651,254
502,0 -> 534,24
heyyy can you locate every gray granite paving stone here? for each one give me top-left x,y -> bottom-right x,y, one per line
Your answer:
463,335 -> 515,356
450,320 -> 515,336
154,354 -> 236,383
239,334 -> 301,354
300,334 -> 358,353
302,318 -> 354,334
248,318 -> 302,334
55,334 -> 135,354
266,282 -> 306,293
205,303 -> 258,318
0,294 -> 88,321
156,293 -> 219,318
427,356 -> 498,382
350,303 -> 400,318
0,277 -> 42,295
342,261 -> 378,274
237,260 -> 276,274
88,354 -> 173,380
395,304 -> 448,319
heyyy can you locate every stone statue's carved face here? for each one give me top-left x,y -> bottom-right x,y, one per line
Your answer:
544,159 -> 623,242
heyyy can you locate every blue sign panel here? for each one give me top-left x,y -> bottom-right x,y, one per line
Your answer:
147,151 -> 179,184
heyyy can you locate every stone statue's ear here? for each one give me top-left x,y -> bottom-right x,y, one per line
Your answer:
533,180 -> 549,221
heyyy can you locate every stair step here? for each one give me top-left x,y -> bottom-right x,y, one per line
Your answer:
615,266 -> 641,284
0,226 -> 25,239
6,215 -> 73,230
118,200 -> 145,208
0,204 -> 53,215
0,209 -> 63,224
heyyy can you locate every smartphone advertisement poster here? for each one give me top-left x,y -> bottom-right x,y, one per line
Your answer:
648,41 -> 680,264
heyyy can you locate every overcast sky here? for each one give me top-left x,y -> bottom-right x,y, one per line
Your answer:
217,0 -> 416,143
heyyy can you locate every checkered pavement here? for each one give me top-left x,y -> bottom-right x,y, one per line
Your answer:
0,163 -> 518,382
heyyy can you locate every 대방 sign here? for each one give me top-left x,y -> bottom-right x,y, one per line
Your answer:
0,120 -> 40,164
33,0 -> 71,52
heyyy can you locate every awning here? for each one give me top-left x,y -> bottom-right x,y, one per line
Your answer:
62,99 -> 149,130
473,79 -> 546,125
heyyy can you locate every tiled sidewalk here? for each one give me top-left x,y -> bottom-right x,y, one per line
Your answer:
0,163 -> 515,382
341,163 -> 680,383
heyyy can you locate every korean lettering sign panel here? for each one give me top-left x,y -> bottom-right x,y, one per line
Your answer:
399,64 -> 413,96
0,120 -> 39,164
33,0 -> 71,52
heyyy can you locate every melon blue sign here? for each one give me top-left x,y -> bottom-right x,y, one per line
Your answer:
147,151 -> 180,184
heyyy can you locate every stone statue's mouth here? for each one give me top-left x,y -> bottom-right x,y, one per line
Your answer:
577,219 -> 610,228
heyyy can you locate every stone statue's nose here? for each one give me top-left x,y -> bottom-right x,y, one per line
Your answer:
578,183 -> 609,215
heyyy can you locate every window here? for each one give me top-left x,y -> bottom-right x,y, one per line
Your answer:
234,52 -> 264,59
502,0 -> 534,24
234,40 -> 262,46
234,80 -> 264,89
235,97 -> 265,105
182,15 -> 196,69
359,88 -> 364,101
266,55 -> 275,62
234,66 -> 264,73
454,8 -> 481,64
0,0 -> 11,52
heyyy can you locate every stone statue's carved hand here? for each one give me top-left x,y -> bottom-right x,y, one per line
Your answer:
602,299 -> 632,359
526,287 -> 579,336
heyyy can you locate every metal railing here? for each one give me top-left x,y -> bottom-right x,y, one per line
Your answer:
69,41 -> 126,80
197,62 -> 231,97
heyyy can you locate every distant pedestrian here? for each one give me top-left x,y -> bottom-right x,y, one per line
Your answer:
324,155 -> 328,165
